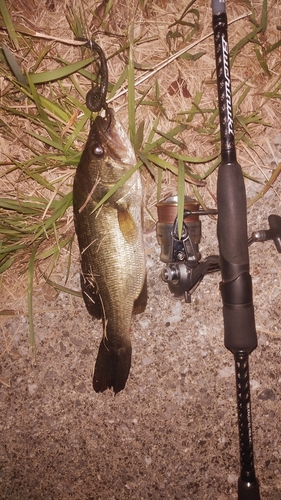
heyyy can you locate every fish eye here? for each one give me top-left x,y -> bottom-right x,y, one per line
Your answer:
92,144 -> 104,157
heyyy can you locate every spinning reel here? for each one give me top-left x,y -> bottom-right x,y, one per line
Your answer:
156,195 -> 281,303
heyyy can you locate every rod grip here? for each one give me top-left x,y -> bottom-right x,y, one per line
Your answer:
217,162 -> 249,280
217,162 -> 257,353
238,477 -> 261,500
221,273 -> 257,353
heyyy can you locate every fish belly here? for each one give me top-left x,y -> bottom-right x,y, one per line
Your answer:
75,189 -> 146,393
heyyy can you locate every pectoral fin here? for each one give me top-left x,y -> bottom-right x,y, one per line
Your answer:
117,207 -> 137,244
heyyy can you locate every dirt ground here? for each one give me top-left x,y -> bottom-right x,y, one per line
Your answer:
1,1 -> 281,500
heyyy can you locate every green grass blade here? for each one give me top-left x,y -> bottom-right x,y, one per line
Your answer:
201,158 -> 221,179
142,124 -> 186,153
145,154 -> 179,175
91,162 -> 142,213
230,27 -> 262,62
32,192 -> 73,241
64,113 -> 88,154
0,257 -> 15,274
32,44 -> 53,72
157,168 -> 163,202
154,129 -> 185,148
254,45 -> 270,75
25,73 -> 60,144
35,237 -> 73,260
27,131 -> 64,152
40,96 -> 72,123
183,91 -> 203,122
29,56 -> 94,84
0,0 -> 19,49
235,84 -> 251,109
247,162 -> 281,207
128,22 -> 135,146
135,120 -> 144,151
180,51 -> 205,61
265,38 -> 281,55
146,115 -> 160,144
28,242 -> 41,363
105,0 -> 115,16
192,186 -> 208,209
0,197 -> 46,213
261,0 -> 267,33
2,44 -> 27,84
42,275 -> 82,297
138,151 -> 155,178
107,66 -> 128,100
164,150 -> 218,165
65,6 -> 85,39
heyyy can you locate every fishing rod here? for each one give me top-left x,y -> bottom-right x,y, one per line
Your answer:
212,1 -> 260,498
156,3 -> 281,497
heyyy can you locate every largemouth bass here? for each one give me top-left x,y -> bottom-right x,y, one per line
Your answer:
73,108 -> 147,394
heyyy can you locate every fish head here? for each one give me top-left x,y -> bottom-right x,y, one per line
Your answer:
92,108 -> 136,165
85,108 -> 137,193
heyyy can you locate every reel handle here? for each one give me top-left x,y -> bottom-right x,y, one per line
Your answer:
268,214 -> 281,252
249,214 -> 281,252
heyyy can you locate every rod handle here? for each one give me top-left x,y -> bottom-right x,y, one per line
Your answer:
238,477 -> 261,500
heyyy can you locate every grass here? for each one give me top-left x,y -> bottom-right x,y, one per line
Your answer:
0,0 -> 281,355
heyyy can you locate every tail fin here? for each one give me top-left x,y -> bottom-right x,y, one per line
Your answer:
93,340 -> 132,394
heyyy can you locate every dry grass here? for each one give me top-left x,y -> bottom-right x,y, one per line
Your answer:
1,0 -> 281,321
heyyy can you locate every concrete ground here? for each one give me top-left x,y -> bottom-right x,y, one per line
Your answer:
1,170 -> 281,500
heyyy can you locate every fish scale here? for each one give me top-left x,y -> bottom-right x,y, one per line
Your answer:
73,108 -> 147,393
88,205 -> 143,337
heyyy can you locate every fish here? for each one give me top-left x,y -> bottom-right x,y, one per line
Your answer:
73,108 -> 147,394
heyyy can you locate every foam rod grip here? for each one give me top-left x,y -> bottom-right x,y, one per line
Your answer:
217,161 -> 249,282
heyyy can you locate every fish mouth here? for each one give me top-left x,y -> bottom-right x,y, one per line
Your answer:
95,107 -> 115,133
92,108 -> 136,164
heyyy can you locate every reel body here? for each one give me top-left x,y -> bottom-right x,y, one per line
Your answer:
156,196 -> 219,302
156,195 -> 281,303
